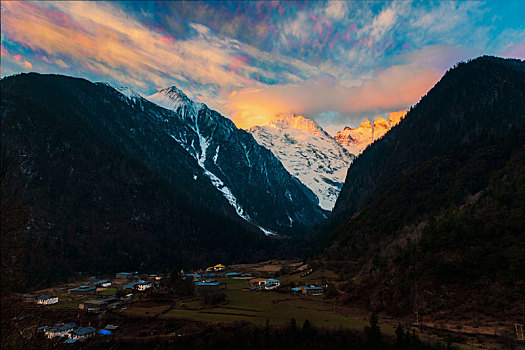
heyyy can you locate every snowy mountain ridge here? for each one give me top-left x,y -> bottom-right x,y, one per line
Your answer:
335,110 -> 408,155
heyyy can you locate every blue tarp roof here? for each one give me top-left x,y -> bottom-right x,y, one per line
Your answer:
197,282 -> 220,286
225,272 -> 240,276
116,272 -> 131,275
265,279 -> 280,283
71,287 -> 95,292
98,329 -> 112,335
291,287 -> 301,292
64,338 -> 79,344
301,286 -> 323,290
38,295 -> 52,299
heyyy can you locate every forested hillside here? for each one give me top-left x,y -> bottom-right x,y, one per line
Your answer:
324,56 -> 525,316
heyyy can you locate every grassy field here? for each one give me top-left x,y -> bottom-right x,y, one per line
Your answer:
99,288 -> 117,296
156,277 -> 381,332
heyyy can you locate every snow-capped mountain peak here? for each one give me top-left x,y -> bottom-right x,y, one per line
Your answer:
268,113 -> 325,136
249,114 -> 355,211
147,86 -> 204,117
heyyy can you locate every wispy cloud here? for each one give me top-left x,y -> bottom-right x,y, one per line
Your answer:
1,1 -> 524,131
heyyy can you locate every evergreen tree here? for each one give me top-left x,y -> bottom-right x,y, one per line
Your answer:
289,317 -> 297,332
364,311 -> 382,350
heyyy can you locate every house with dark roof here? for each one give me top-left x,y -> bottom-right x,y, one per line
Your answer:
125,282 -> 137,290
69,326 -> 96,340
70,285 -> 97,295
18,294 -> 36,302
115,272 -> 132,279
82,297 -> 119,311
135,280 -> 153,291
45,322 -> 77,339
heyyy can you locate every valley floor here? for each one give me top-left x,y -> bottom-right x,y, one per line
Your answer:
4,260 -> 523,349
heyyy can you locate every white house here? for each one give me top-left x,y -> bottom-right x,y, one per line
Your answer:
37,295 -> 59,305
46,323 -> 77,339
96,280 -> 112,288
135,281 -> 152,291
69,326 -> 96,340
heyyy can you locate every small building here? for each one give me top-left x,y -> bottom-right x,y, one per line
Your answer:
83,297 -> 119,312
135,281 -> 152,291
299,285 -> 324,296
70,286 -> 97,295
96,280 -> 112,288
213,264 -> 225,271
115,272 -> 132,280
250,278 -> 280,290
125,282 -> 137,290
18,294 -> 36,303
69,326 -> 96,340
249,278 -> 267,287
46,322 -> 77,339
148,274 -> 162,281
37,295 -> 59,305
195,281 -> 225,291
262,279 -> 280,290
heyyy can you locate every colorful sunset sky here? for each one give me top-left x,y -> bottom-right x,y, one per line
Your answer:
1,1 -> 524,133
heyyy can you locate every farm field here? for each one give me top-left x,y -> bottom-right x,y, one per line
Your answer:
124,276 -> 391,333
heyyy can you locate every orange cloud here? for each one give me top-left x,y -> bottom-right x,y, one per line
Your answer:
227,62 -> 441,129
1,1 -> 263,94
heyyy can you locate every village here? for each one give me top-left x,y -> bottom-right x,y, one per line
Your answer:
12,260 -> 336,345
10,259 -> 516,349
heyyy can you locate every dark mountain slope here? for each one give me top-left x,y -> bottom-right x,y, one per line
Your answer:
324,56 -> 525,316
147,87 -> 326,233
0,73 -> 279,285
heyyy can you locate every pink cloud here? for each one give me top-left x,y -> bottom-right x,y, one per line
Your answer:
1,44 -> 9,56
24,60 -> 33,69
13,54 -> 21,62
500,41 -> 525,59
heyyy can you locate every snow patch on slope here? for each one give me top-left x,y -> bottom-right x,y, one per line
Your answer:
149,87 -> 276,235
